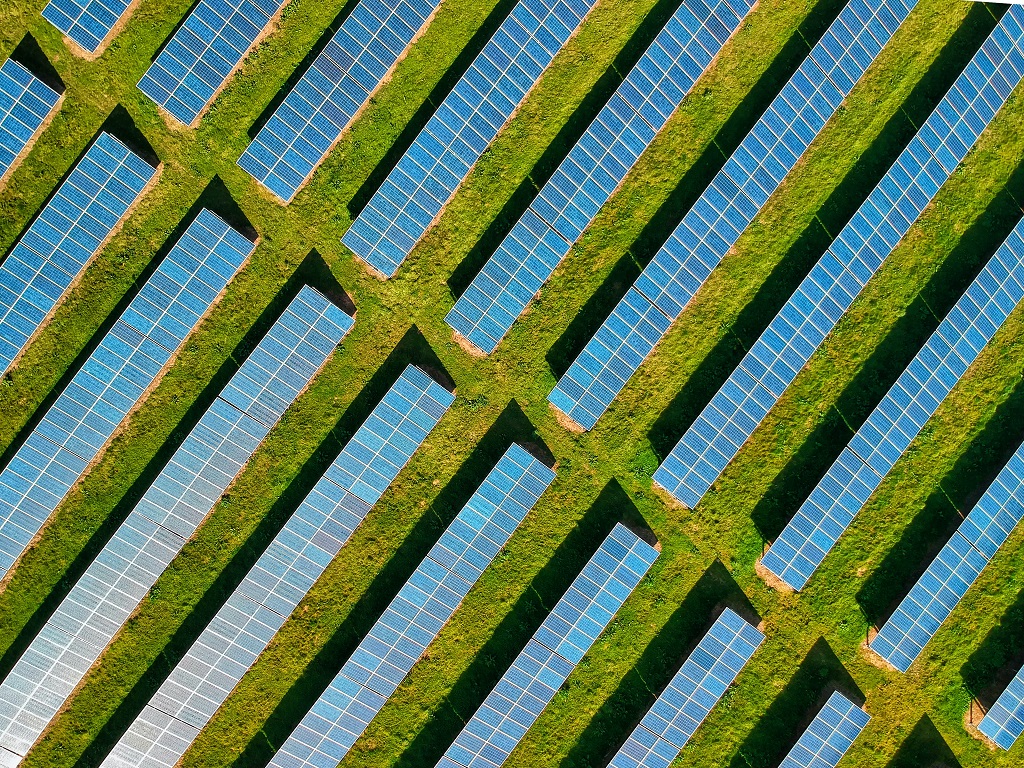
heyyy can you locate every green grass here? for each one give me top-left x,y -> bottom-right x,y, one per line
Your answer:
0,0 -> 1022,767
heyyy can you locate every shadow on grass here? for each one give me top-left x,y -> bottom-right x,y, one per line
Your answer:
545,0 -> 851,378
728,638 -> 862,768
79,388 -> 536,767
0,247 -> 346,686
247,0 -> 364,139
962,587 -> 1024,710
645,1 -> 1004,464
365,480 -> 650,768
749,148 -> 1024,546
445,0 -> 698,299
346,0 -> 521,218
10,33 -> 64,94
559,560 -> 757,768
886,715 -> 962,768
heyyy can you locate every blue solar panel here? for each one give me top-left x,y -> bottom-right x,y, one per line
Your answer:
654,7 -> 1024,511
435,522 -> 659,768
869,444 -> 1024,674
444,0 -> 754,354
0,131 -> 158,376
41,0 -> 134,54
547,0 -> 920,431
607,607 -> 762,768
777,692 -> 870,768
342,0 -> 602,278
265,444 -> 554,768
980,659 -> 1024,750
238,0 -> 444,202
756,68 -> 1024,594
138,0 -> 287,126
100,365 -> 457,768
0,58 -> 61,184
0,209 -> 254,583
0,286 -> 353,763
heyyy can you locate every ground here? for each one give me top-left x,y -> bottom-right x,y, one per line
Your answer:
1,0 -> 1023,767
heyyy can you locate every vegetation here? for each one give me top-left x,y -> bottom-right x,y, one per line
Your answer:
0,0 -> 1021,767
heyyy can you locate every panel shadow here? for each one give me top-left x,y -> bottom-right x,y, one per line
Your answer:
962,587 -> 1024,710
885,715 -> 962,768
10,33 -> 65,94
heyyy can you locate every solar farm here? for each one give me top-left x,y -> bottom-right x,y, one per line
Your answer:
0,0 -> 1023,767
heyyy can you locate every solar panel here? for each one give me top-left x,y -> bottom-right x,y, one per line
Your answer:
777,692 -> 870,768
0,209 -> 254,583
444,0 -> 754,354
0,58 -> 61,184
436,522 -> 659,768
264,444 -> 554,768
654,6 -> 1024,512
869,444 -> 1024,672
0,286 -> 353,763
547,0 -> 920,431
99,364 -> 457,768
606,607 -> 762,768
753,25 -> 1024,591
137,0 -> 288,126
238,0 -> 444,202
341,0 -> 603,278
979,657 -> 1024,750
41,0 -> 134,54
0,131 -> 158,376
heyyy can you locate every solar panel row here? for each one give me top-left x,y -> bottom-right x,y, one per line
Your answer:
342,0 -> 601,278
238,0 -> 443,202
0,131 -> 158,377
101,364 -> 456,768
607,607 -> 762,768
42,0 -> 134,54
753,20 -> 1024,593
782,222 -> 1024,602
778,692 -> 870,768
267,443 -> 553,768
435,522 -> 659,768
980,649 -> 1024,750
547,0 -> 920,431
0,286 -> 353,763
138,0 -> 287,126
0,209 -> 254,583
444,0 -> 754,355
0,58 -> 61,184
655,9 -> 1024,515
866,236 -> 1024,669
